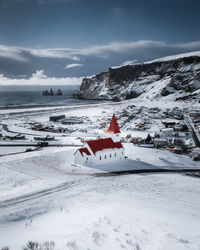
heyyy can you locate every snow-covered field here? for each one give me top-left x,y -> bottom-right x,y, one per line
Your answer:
1,166 -> 200,250
0,100 -> 200,249
0,146 -> 35,155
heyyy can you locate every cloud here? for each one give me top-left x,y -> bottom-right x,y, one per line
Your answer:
176,41 -> 200,49
31,69 -> 47,79
27,40 -> 200,59
24,41 -> 167,60
1,40 -> 200,78
0,0 -> 73,8
64,63 -> 83,69
77,41 -> 167,56
1,40 -> 200,63
0,70 -> 82,85
0,0 -> 24,8
0,45 -> 28,62
30,48 -> 81,61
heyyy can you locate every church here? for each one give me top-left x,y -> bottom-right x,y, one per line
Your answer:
74,114 -> 125,166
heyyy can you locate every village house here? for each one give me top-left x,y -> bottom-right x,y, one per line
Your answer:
168,107 -> 183,120
189,110 -> 200,119
61,117 -> 83,125
154,138 -> 168,148
174,123 -> 188,132
162,121 -> 176,128
49,115 -> 65,122
34,134 -> 55,141
74,114 -> 125,166
190,148 -> 200,161
5,133 -> 25,140
160,128 -> 174,137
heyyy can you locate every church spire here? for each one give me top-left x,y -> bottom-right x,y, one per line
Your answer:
105,114 -> 121,134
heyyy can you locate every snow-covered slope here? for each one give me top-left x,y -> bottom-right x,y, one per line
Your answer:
74,52 -> 200,103
147,51 -> 200,63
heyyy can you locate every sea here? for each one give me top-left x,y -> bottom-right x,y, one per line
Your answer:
0,85 -> 100,110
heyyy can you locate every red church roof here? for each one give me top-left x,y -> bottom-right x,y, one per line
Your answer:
86,137 -> 123,155
78,148 -> 91,156
105,114 -> 121,134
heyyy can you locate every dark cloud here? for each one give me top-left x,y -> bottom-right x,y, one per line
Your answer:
37,0 -> 73,4
0,41 -> 200,79
0,0 -> 73,8
0,0 -> 23,8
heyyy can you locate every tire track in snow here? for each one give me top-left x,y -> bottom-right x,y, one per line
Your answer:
0,176 -> 92,209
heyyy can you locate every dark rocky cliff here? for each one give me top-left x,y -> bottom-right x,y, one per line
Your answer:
74,55 -> 200,103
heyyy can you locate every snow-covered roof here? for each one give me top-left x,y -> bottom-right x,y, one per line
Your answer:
162,128 -> 174,132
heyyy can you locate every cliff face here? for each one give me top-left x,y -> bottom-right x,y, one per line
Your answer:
74,54 -> 200,103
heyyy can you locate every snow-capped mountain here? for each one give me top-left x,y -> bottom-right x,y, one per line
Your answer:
74,52 -> 200,103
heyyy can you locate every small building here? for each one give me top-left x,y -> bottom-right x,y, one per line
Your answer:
131,137 -> 142,144
5,133 -> 25,140
161,128 -> 174,137
174,123 -> 187,132
190,148 -> 200,161
154,138 -> 168,148
74,137 -> 125,166
49,115 -> 65,122
34,134 -> 54,141
189,110 -> 200,118
174,147 -> 183,154
61,117 -> 83,125
162,121 -> 176,128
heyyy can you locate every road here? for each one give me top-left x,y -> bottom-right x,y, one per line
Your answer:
184,114 -> 200,147
94,168 -> 200,177
0,143 -> 81,147
0,123 -> 83,148
1,123 -> 39,136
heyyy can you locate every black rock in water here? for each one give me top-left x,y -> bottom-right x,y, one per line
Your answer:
50,88 -> 54,96
42,88 -> 56,96
42,90 -> 49,96
56,89 -> 62,96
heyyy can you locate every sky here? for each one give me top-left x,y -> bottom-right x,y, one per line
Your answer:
0,0 -> 200,85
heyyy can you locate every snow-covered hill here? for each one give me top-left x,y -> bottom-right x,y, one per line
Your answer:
74,52 -> 200,104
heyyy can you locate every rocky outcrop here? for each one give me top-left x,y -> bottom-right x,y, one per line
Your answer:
74,54 -> 200,103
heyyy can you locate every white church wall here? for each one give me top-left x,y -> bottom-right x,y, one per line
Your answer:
87,147 -> 125,166
74,142 -> 125,166
74,150 -> 87,165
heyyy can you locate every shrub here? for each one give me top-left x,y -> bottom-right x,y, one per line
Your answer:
23,241 -> 55,250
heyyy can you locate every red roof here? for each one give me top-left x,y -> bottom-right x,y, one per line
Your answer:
106,114 -> 120,134
78,148 -> 91,156
86,137 -> 123,155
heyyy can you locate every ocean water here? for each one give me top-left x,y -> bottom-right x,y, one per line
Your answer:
0,85 -> 100,109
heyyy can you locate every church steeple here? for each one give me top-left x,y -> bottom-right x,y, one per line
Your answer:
105,114 -> 121,134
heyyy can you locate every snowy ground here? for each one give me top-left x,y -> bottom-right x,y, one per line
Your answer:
0,146 -> 35,155
0,101 -> 200,249
0,172 -> 200,250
